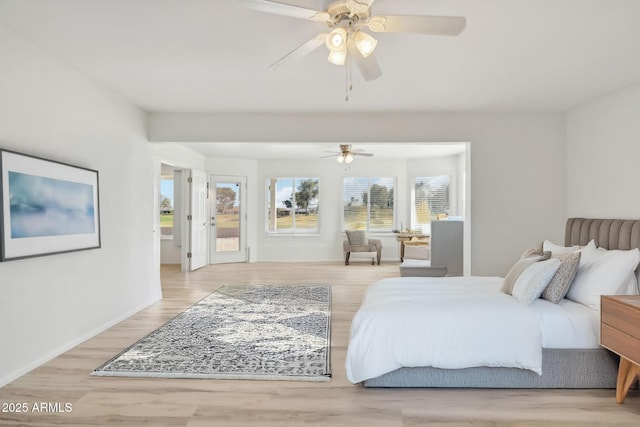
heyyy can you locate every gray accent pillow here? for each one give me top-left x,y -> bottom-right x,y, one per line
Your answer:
522,242 -> 544,258
500,251 -> 551,295
345,230 -> 368,246
541,252 -> 582,303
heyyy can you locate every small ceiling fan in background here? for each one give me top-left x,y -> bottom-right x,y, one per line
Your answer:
322,144 -> 374,163
234,0 -> 466,94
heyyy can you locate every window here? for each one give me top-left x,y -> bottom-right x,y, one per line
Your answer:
343,177 -> 395,232
266,177 -> 319,234
411,175 -> 450,232
160,177 -> 174,238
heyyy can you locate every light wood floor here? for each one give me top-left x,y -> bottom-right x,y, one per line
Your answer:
1,262 -> 639,426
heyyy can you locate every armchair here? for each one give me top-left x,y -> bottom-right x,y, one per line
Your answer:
343,230 -> 382,265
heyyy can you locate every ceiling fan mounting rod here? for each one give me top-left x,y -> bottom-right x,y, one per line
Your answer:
330,12 -> 359,28
326,1 -> 367,28
345,47 -> 352,102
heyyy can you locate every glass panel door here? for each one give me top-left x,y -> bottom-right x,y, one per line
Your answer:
210,176 -> 246,264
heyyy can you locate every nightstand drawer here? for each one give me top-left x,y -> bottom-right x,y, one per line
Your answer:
601,323 -> 640,366
601,295 -> 640,364
602,297 -> 640,340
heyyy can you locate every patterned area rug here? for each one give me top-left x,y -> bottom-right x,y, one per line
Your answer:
92,284 -> 331,381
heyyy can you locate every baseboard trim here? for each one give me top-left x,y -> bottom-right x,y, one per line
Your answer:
0,294 -> 162,387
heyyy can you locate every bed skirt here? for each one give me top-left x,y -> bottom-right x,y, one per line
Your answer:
363,348 -> 618,388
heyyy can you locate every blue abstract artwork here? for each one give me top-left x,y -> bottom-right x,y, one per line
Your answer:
9,171 -> 96,238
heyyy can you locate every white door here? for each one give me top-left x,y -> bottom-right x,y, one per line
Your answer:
189,169 -> 209,271
210,176 -> 247,264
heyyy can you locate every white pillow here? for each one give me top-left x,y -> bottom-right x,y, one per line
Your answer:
543,240 -> 580,255
543,239 -> 595,256
619,272 -> 640,295
512,258 -> 561,304
566,245 -> 640,309
500,253 -> 551,295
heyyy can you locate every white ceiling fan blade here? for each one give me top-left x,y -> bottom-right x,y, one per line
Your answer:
234,0 -> 329,22
268,34 -> 327,71
349,47 -> 383,81
368,15 -> 466,36
354,152 -> 374,157
346,0 -> 376,14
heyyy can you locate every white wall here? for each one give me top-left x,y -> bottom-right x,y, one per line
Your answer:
0,25 -> 160,386
566,81 -> 640,219
153,143 -> 207,172
255,154 -> 466,263
150,113 -> 567,275
257,157 -> 409,262
200,153 -> 464,264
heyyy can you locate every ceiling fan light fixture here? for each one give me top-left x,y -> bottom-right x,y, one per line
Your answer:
353,31 -> 378,58
327,49 -> 347,65
345,153 -> 354,163
234,0 -> 467,96
336,154 -> 345,163
326,28 -> 347,52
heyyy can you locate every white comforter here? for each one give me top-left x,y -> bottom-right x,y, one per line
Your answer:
345,276 -> 544,384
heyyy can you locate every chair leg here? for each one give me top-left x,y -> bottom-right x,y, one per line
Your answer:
345,252 -> 350,265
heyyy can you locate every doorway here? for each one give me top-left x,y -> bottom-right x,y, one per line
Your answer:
210,175 -> 247,264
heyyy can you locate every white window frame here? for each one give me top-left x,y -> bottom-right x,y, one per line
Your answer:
342,176 -> 396,233
410,175 -> 451,234
265,177 -> 320,235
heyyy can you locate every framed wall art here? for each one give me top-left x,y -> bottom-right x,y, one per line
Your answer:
0,149 -> 101,261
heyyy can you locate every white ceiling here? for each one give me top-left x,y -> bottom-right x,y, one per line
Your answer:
1,0 -> 639,160
1,0 -> 639,115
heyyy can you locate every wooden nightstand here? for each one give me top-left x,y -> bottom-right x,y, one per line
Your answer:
601,295 -> 640,404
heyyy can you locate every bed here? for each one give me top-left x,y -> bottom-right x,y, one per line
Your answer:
346,218 -> 640,388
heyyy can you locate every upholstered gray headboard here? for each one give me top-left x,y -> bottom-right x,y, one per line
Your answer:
565,218 -> 640,250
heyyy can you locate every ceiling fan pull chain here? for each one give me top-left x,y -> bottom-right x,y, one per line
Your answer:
345,47 -> 353,102
345,52 -> 350,101
344,23 -> 354,102
349,51 -> 353,92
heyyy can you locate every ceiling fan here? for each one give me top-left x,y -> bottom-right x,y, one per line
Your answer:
234,0 -> 466,85
322,144 -> 374,163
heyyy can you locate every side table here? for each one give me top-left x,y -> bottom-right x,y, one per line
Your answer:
601,295 -> 640,404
